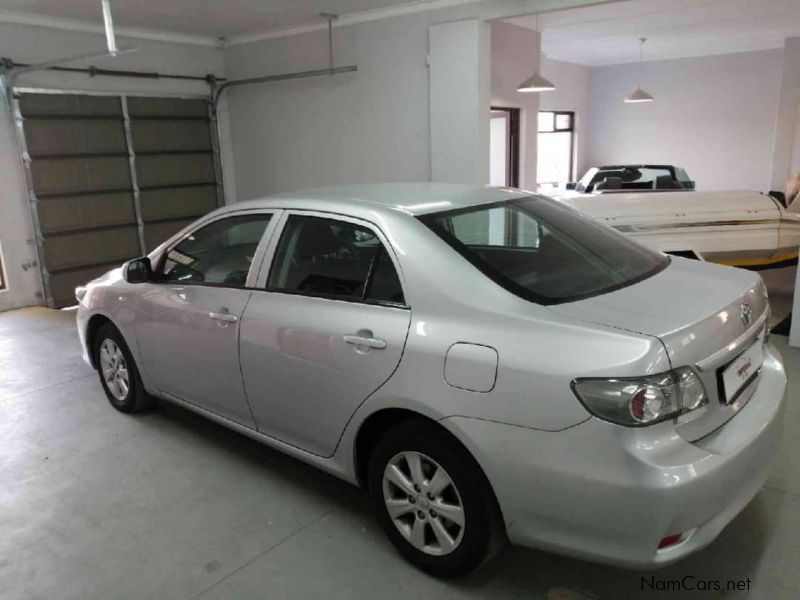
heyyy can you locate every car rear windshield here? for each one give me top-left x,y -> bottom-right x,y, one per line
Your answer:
418,196 -> 669,305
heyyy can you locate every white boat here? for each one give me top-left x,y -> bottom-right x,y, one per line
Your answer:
549,165 -> 800,271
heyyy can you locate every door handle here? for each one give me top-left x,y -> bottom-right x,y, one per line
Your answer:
209,311 -> 238,323
343,335 -> 387,350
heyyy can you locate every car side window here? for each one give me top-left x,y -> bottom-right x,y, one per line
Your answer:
160,214 -> 272,287
267,215 -> 405,305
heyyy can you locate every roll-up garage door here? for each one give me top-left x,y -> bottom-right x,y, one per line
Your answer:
16,92 -> 222,307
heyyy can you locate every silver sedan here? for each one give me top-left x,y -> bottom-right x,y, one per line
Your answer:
76,183 -> 786,577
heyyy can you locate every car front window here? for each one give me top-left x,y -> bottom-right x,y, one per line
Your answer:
419,196 -> 669,304
160,214 -> 271,286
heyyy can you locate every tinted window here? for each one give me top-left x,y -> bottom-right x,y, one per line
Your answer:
268,215 -> 404,305
419,196 -> 668,304
366,247 -> 405,304
161,214 -> 271,286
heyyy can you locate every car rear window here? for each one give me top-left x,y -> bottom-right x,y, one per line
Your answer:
418,195 -> 669,305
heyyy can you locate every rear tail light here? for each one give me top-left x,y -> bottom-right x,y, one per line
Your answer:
658,533 -> 683,549
571,367 -> 708,427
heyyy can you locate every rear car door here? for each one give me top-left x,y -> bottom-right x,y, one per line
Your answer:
135,211 -> 278,428
239,211 -> 411,457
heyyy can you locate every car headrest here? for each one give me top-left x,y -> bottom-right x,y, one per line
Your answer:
295,221 -> 342,260
595,177 -> 622,191
655,175 -> 674,189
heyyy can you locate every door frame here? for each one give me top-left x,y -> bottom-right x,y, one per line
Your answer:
0,241 -> 7,293
490,106 -> 521,188
252,209 -> 410,309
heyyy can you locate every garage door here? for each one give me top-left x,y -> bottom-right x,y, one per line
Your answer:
16,92 -> 223,307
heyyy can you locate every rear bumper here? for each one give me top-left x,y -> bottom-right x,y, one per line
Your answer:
442,344 -> 786,568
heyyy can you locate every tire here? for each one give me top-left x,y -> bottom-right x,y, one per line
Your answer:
93,322 -> 154,413
368,419 -> 495,577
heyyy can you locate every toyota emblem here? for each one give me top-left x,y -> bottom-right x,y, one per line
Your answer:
740,302 -> 753,327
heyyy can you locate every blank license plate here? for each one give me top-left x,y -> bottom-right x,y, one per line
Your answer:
721,339 -> 764,403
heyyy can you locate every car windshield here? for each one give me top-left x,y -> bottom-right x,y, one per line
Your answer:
577,166 -> 691,192
418,196 -> 669,304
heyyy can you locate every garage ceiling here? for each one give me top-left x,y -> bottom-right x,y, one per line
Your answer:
511,0 -> 800,65
0,0 -> 437,40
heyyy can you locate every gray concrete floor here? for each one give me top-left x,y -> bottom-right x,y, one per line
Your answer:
1,306 -> 799,600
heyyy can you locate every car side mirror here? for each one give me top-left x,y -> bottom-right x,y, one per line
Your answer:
565,182 -> 577,190
123,257 -> 152,284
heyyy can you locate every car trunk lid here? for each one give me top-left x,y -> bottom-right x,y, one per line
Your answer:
549,258 -> 769,441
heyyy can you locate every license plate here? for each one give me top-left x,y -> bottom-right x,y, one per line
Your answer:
721,338 -> 764,403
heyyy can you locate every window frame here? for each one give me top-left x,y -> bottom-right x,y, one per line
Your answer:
537,110 -> 575,187
152,209 -> 281,290
255,209 -> 409,310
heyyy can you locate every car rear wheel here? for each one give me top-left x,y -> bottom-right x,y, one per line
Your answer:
94,322 -> 154,413
368,419 -> 495,577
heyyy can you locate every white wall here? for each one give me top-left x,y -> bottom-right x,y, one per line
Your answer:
539,57 -> 591,178
490,22 -> 540,188
0,22 -> 225,311
224,12 -> 434,199
772,37 -> 800,189
430,19 -> 490,184
223,1 -> 603,199
585,49 -> 784,192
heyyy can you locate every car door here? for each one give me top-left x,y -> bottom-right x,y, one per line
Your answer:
239,211 -> 411,457
135,211 -> 279,428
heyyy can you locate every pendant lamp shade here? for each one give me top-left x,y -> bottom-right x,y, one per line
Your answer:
517,71 -> 556,93
516,13 -> 555,94
624,87 -> 654,103
625,37 -> 654,103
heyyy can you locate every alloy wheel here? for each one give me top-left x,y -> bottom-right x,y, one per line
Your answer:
99,338 -> 130,402
382,451 -> 465,556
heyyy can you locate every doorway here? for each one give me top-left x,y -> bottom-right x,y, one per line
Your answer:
489,107 -> 520,187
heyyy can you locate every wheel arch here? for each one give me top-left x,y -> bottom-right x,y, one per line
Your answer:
85,313 -> 114,369
353,407 -> 507,531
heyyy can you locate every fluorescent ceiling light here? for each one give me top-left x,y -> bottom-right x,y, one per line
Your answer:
101,0 -> 118,55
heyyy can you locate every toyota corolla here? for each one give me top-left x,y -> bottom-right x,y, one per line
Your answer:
75,183 -> 786,577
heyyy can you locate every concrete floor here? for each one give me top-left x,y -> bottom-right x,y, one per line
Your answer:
1,307 -> 799,600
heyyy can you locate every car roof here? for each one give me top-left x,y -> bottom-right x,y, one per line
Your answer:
221,183 -> 531,217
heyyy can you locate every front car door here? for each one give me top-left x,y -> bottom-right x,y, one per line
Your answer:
135,211 -> 278,428
239,211 -> 411,457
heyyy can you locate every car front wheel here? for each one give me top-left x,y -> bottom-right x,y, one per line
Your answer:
368,419 -> 495,577
94,322 -> 154,413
